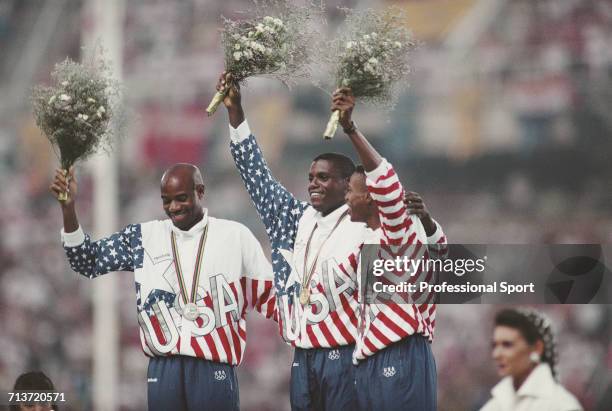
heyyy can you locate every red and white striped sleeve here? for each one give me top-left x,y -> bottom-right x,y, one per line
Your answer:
240,224 -> 277,321
425,218 -> 449,260
365,159 -> 418,247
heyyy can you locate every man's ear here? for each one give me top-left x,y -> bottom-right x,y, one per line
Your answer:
196,184 -> 206,199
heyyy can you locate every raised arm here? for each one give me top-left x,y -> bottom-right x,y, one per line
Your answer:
217,72 -> 307,241
332,88 -> 412,246
50,168 -> 142,278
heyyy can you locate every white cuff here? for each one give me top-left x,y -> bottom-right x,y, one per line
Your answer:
364,159 -> 391,185
229,119 -> 251,143
427,219 -> 444,244
61,225 -> 86,247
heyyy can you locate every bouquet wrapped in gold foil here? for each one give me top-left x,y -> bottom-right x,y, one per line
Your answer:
320,8 -> 417,139
31,51 -> 121,200
206,0 -> 322,115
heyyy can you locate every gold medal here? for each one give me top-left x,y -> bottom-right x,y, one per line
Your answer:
299,288 -> 310,306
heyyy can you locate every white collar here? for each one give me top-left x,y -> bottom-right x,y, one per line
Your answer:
313,204 -> 349,229
169,208 -> 209,237
491,363 -> 556,404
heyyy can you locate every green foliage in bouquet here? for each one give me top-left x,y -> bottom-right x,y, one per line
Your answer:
31,52 -> 121,170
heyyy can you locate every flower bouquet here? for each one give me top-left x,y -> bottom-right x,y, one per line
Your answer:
320,8 -> 417,139
206,0 -> 322,115
32,51 -> 121,201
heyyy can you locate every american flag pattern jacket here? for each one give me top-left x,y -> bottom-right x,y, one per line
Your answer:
61,212 -> 275,365
229,120 -> 367,348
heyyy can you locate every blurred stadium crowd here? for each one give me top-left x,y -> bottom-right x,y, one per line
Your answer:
0,0 -> 611,410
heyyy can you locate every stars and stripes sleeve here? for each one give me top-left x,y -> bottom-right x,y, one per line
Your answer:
61,224 -> 144,278
229,121 -> 308,241
239,224 -> 277,321
365,159 -> 416,247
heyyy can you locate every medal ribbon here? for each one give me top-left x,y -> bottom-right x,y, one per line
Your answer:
301,210 -> 349,296
171,224 -> 209,305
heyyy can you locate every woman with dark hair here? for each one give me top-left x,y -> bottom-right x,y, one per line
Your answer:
480,308 -> 583,411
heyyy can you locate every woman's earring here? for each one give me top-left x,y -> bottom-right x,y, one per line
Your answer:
529,352 -> 541,364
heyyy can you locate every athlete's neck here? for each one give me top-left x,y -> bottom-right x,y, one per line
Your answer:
321,202 -> 344,217
181,212 -> 204,231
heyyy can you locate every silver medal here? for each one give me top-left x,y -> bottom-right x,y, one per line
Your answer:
183,302 -> 199,321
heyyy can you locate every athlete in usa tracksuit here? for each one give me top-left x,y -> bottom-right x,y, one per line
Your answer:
54,165 -> 275,411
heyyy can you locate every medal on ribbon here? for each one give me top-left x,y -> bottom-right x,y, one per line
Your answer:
300,210 -> 349,306
171,225 -> 209,321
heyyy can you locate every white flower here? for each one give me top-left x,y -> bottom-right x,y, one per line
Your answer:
274,18 -> 283,27
87,97 -> 96,103
59,94 -> 71,102
233,51 -> 242,61
232,34 -> 240,40
82,114 -> 89,120
61,81 -> 69,86
98,106 -> 106,114
243,50 -> 253,59
234,43 -> 241,50
364,63 -> 377,74
264,16 -> 274,23
394,41 -> 402,49
346,41 -> 355,49
368,57 -> 378,65
371,32 -> 378,39
248,31 -> 254,37
363,34 -> 370,40
48,95 -> 56,104
255,23 -> 264,32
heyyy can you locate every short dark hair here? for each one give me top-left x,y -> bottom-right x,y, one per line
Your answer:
494,308 -> 558,378
353,165 -> 366,176
312,153 -> 355,179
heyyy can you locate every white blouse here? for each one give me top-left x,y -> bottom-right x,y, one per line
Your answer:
480,363 -> 583,411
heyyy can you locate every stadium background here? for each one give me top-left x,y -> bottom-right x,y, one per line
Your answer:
0,0 -> 611,410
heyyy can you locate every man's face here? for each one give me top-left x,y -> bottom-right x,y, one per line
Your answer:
161,175 -> 204,230
308,159 -> 348,215
345,173 -> 372,223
